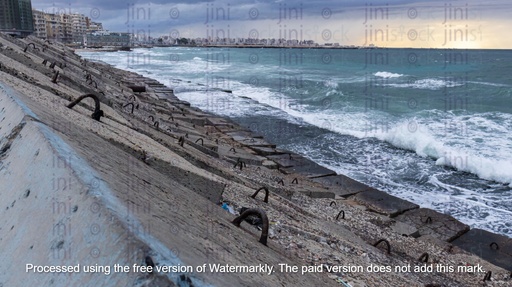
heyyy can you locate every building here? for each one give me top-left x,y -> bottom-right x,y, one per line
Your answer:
0,0 -> 34,37
60,13 -> 72,43
32,9 -> 102,44
32,9 -> 46,38
18,0 -> 33,34
70,13 -> 87,44
44,13 -> 62,41
84,32 -> 130,47
86,21 -> 103,33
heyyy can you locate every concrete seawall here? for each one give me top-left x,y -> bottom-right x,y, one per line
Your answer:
0,35 -> 336,287
0,83 -> 179,286
0,33 -> 511,286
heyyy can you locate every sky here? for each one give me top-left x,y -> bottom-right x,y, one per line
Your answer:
31,0 -> 512,49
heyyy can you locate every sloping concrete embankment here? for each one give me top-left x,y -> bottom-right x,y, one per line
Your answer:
1,33 -> 511,287
0,36 -> 336,287
0,83 -> 177,286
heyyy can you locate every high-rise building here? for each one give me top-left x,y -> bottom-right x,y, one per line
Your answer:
32,9 -> 46,38
60,13 -> 72,43
18,0 -> 33,33
0,0 -> 34,37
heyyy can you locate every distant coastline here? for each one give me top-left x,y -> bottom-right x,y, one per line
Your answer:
75,44 -> 512,51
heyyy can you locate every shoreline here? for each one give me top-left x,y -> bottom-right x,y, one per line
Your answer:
75,45 -> 512,51
1,33 -> 511,286
78,39 -> 512,260
80,48 -> 510,237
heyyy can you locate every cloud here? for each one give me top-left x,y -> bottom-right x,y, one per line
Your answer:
31,0 -> 512,48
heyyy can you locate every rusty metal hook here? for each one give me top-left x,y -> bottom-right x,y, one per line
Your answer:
490,242 -> 499,250
483,271 -> 492,281
123,103 -> 134,113
251,187 -> 269,203
418,252 -> 429,263
373,239 -> 391,254
67,94 -> 104,121
51,71 -> 59,84
234,160 -> 246,170
232,208 -> 269,246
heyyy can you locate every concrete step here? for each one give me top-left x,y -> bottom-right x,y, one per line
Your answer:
350,189 -> 419,217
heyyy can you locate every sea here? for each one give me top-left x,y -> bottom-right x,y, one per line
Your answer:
78,47 -> 512,238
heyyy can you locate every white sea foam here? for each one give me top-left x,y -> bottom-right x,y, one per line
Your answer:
385,78 -> 464,90
373,118 -> 512,184
374,71 -> 403,78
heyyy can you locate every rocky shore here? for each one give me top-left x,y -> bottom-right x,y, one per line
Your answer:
0,33 -> 510,286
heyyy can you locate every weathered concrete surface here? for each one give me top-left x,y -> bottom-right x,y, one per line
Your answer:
390,221 -> 420,238
350,188 -> 419,217
452,229 -> 512,270
0,84 -> 174,286
395,208 -> 470,242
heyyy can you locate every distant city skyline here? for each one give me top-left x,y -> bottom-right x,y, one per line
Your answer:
31,0 -> 512,49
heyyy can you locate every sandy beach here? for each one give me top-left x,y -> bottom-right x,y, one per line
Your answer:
0,33 -> 511,286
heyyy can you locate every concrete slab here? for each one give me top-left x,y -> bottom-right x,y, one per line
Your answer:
282,166 -> 336,178
231,135 -> 276,148
249,146 -> 284,156
351,189 -> 419,217
266,154 -> 336,178
267,154 -> 295,168
225,131 -> 264,139
311,174 -> 373,197
206,117 -> 230,125
451,229 -> 512,270
390,221 -> 420,238
395,208 -> 470,242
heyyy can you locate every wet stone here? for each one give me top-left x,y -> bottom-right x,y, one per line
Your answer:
394,208 -> 470,242
451,228 -> 512,270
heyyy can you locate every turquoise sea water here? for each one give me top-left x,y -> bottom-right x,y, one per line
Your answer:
79,47 -> 512,237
